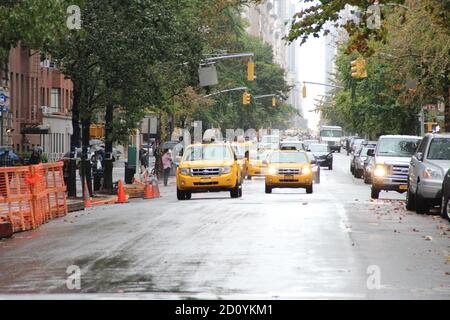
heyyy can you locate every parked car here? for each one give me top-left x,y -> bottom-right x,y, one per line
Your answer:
368,135 -> 421,199
279,140 -> 306,151
352,145 -> 376,178
259,135 -> 280,151
406,133 -> 450,214
307,143 -> 333,170
350,138 -> 366,154
439,169 -> 450,221
303,139 -> 319,150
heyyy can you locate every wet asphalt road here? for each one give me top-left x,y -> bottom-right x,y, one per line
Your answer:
0,153 -> 449,299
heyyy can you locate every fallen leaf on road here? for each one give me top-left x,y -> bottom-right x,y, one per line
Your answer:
302,202 -> 308,205
424,236 -> 433,241
413,228 -> 419,232
445,272 -> 450,276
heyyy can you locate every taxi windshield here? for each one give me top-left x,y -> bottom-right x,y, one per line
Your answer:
269,152 -> 308,164
183,145 -> 233,161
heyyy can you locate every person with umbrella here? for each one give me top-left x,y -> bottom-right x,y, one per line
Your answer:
29,147 -> 42,165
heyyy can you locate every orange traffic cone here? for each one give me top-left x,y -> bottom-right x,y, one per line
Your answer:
83,178 -> 92,208
144,182 -> 154,199
152,180 -> 161,198
116,179 -> 128,203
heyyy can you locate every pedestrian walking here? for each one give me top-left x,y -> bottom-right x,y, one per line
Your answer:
29,149 -> 41,165
161,149 -> 173,186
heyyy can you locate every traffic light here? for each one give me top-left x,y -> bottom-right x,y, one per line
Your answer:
243,91 -> 251,105
351,57 -> 367,79
272,97 -> 277,107
247,59 -> 255,81
302,85 -> 307,98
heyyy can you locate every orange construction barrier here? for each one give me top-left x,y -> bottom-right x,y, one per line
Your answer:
0,166 -> 35,232
0,162 -> 68,234
116,179 -> 128,203
144,182 -> 154,199
42,162 -> 68,218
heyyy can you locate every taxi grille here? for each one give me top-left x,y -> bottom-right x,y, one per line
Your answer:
194,182 -> 219,186
191,167 -> 221,176
278,168 -> 300,175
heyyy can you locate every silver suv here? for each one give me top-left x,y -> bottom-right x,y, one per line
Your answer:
406,133 -> 450,214
368,135 -> 421,199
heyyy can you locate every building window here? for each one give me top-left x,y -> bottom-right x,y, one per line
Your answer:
50,88 -> 60,112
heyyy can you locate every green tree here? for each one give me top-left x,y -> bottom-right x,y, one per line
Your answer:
0,1 -> 66,86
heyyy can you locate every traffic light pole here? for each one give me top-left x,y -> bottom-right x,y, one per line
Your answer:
204,87 -> 248,98
302,81 -> 344,89
202,53 -> 254,64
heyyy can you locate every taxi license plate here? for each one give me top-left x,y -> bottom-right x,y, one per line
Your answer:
284,175 -> 294,178
399,184 -> 408,190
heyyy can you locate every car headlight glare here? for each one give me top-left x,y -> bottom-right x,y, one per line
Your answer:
180,168 -> 190,176
374,165 -> 386,177
221,166 -> 232,174
268,166 -> 277,175
302,167 -> 311,175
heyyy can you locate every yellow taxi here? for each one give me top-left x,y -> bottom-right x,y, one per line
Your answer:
265,150 -> 313,194
247,149 -> 271,179
176,143 -> 243,200
231,141 -> 254,179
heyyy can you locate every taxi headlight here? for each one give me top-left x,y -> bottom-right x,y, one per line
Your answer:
374,165 -> 386,177
221,166 -> 232,174
268,166 -> 277,175
302,167 -> 311,175
180,168 -> 191,176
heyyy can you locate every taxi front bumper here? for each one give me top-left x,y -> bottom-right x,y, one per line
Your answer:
177,172 -> 237,192
248,165 -> 266,176
265,174 -> 312,188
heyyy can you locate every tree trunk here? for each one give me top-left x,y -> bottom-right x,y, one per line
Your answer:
68,84 -> 81,197
102,103 -> 114,193
81,118 -> 92,198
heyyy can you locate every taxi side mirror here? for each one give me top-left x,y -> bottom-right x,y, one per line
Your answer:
367,149 -> 375,157
310,159 -> 317,165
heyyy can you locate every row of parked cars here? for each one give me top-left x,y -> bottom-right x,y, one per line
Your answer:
348,133 -> 450,222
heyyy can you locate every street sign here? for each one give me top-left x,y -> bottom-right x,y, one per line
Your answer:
199,64 -> 219,87
0,93 -> 6,103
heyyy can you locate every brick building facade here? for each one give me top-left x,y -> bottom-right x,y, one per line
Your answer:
6,44 -> 73,160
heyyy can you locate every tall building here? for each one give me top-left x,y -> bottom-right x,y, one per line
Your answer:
244,0 -> 306,129
5,44 -> 73,161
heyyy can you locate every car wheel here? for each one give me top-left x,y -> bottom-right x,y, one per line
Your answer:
306,184 -> 313,194
265,184 -> 272,194
238,185 -> 243,197
177,188 -> 186,200
247,175 -> 252,180
406,185 -> 416,211
185,192 -> 192,200
415,183 -> 430,214
371,187 -> 380,199
441,194 -> 450,221
230,183 -> 240,198
328,163 -> 333,170
363,172 -> 371,184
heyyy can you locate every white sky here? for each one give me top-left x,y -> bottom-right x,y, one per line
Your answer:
293,0 -> 326,131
